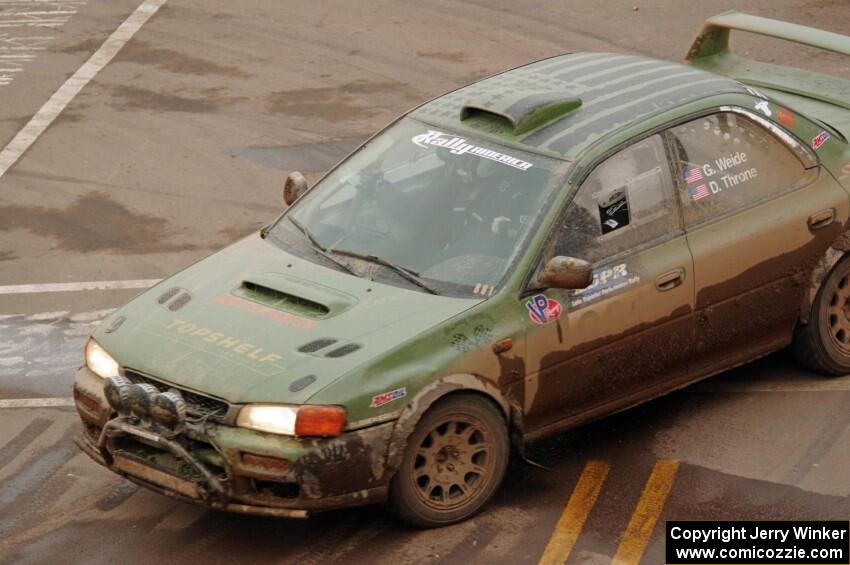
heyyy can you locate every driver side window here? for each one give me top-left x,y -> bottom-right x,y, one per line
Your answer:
549,134 -> 682,264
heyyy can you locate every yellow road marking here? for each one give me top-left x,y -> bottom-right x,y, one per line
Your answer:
613,460 -> 680,565
538,460 -> 610,565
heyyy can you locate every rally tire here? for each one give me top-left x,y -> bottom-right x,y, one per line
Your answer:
794,254 -> 850,375
388,394 -> 509,528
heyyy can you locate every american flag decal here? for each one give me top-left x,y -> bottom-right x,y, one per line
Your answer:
684,167 -> 703,183
689,184 -> 709,201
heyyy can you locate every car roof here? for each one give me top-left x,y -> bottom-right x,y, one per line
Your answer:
409,52 -> 749,161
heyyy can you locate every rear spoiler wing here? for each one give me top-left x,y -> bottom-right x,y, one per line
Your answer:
685,11 -> 850,111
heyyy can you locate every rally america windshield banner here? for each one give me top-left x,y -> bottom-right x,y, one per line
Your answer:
411,130 -> 534,171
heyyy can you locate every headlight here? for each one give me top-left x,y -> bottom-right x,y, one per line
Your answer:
85,338 -> 119,378
237,404 -> 345,437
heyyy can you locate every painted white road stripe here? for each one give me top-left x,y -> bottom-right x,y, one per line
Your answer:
0,279 -> 160,295
0,397 -> 74,408
0,0 -> 167,178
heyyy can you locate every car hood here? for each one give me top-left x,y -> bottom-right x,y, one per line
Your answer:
93,233 -> 478,404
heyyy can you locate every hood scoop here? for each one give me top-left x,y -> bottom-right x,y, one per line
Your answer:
232,273 -> 358,319
236,280 -> 329,318
460,92 -> 582,136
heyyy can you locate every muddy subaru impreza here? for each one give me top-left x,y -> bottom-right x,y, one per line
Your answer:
74,12 -> 850,526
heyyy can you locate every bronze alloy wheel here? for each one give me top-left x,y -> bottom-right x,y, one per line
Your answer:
389,394 -> 509,527
825,272 -> 850,354
795,254 -> 850,375
411,416 -> 497,512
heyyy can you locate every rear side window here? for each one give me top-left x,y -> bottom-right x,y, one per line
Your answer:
550,134 -> 681,264
667,112 -> 813,226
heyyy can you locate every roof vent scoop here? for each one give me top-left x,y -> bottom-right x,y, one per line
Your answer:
460,92 -> 582,135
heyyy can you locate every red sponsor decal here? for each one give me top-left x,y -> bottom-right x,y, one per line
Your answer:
812,131 -> 830,150
215,294 -> 316,330
526,294 -> 562,325
370,387 -> 407,408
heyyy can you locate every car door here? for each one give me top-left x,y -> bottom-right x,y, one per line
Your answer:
517,134 -> 696,435
665,107 -> 850,377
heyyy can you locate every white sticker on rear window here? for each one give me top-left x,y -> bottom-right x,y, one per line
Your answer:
411,130 -> 533,171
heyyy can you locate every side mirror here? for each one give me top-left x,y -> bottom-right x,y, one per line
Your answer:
283,171 -> 309,207
536,256 -> 593,290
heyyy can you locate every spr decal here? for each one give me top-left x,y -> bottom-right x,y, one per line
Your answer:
411,130 -> 533,171
370,387 -> 407,408
812,131 -> 830,150
571,263 -> 640,308
526,294 -> 562,325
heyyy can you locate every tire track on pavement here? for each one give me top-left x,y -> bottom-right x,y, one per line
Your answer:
0,417 -> 51,473
0,423 -> 80,537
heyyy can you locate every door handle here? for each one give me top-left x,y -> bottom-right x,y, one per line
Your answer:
808,208 -> 835,231
655,268 -> 685,291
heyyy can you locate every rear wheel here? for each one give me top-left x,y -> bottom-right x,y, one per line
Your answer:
388,394 -> 509,527
794,254 -> 850,375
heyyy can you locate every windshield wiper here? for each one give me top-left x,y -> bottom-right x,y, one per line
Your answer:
286,216 -> 359,277
330,248 -> 439,295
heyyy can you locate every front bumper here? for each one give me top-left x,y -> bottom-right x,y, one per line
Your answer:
73,366 -> 396,517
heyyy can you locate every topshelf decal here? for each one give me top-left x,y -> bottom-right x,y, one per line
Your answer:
411,130 -> 534,171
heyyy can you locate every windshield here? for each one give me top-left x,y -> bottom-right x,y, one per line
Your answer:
268,118 -> 570,297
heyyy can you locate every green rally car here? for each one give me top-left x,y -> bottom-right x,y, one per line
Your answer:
74,12 -> 850,526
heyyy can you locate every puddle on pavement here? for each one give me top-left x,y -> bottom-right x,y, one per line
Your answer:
265,80 -> 417,121
109,85 -> 245,113
0,191 -> 198,253
114,40 -> 252,78
417,50 -> 468,63
57,38 -> 101,54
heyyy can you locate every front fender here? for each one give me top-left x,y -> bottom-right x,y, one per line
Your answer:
384,373 -> 515,473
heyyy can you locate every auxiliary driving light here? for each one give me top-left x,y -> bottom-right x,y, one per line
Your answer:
127,383 -> 159,420
103,375 -> 134,415
150,390 -> 187,430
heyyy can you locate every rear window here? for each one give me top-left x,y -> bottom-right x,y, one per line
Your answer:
667,111 -> 814,226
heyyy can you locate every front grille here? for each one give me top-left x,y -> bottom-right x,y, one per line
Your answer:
123,369 -> 229,421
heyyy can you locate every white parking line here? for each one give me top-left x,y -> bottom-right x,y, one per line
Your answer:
0,0 -> 167,179
0,397 -> 74,408
0,279 -> 160,295
0,1 -> 86,87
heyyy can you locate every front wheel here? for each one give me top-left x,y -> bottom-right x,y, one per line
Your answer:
388,394 -> 509,528
794,254 -> 850,375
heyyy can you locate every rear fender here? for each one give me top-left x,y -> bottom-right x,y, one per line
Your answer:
801,243 -> 850,323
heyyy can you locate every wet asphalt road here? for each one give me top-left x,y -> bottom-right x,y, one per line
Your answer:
0,1 -> 848,563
